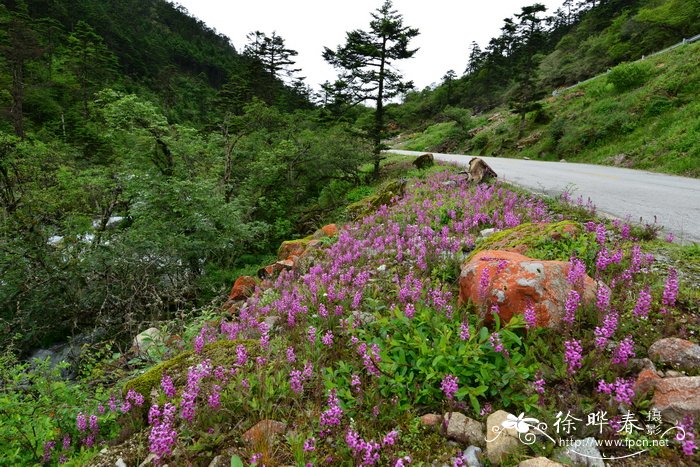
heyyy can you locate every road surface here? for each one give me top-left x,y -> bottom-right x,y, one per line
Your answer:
389,150 -> 700,244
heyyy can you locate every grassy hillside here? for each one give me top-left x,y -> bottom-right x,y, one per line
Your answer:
396,40 -> 700,177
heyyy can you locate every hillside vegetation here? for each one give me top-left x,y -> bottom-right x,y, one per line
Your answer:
390,0 -> 700,176
397,40 -> 700,176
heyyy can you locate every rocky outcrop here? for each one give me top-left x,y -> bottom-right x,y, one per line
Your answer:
459,250 -> 596,329
556,437 -> 604,467
228,276 -> 257,301
649,338 -> 700,372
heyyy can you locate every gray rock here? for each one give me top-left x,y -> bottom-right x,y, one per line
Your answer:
208,455 -> 230,467
518,457 -> 564,467
138,453 -> 157,467
263,315 -> 280,333
351,310 -> 376,326
557,437 -> 604,467
463,445 -> 483,466
115,459 -> 127,467
649,338 -> 700,372
486,410 -> 522,465
133,327 -> 164,356
479,228 -> 497,239
443,412 -> 485,447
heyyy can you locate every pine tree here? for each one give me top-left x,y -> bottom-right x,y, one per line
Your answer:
66,21 -> 117,119
323,0 -> 419,177
244,31 -> 301,81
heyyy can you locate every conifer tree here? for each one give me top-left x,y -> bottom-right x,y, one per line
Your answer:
323,0 -> 419,177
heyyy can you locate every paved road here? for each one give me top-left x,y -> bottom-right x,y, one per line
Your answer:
389,150 -> 700,244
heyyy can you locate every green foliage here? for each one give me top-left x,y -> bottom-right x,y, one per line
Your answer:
607,61 -> 653,92
0,353 -> 115,465
363,305 -> 540,415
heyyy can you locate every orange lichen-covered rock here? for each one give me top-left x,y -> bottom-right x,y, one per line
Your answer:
320,223 -> 338,237
228,275 -> 258,301
277,239 -> 309,260
459,250 -> 596,329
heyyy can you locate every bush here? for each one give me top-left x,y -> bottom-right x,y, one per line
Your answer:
607,61 -> 652,92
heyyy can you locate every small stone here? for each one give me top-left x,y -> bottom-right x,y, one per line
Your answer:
351,310 -> 376,326
652,376 -> 700,423
479,228 -> 497,239
486,410 -> 522,464
664,370 -> 684,378
649,338 -> 700,372
242,419 -> 287,445
443,412 -> 485,447
208,455 -> 230,467
377,264 -> 387,272
517,457 -> 563,467
115,459 -> 127,467
463,445 -> 483,466
557,437 -> 604,467
138,453 -> 157,467
263,315 -> 280,333
420,413 -> 443,427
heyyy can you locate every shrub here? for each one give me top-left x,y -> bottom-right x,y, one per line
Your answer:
607,61 -> 652,92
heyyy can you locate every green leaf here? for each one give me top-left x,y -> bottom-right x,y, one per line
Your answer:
230,455 -> 244,467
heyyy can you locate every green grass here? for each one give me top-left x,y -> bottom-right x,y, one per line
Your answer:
397,122 -> 456,151
399,41 -> 700,177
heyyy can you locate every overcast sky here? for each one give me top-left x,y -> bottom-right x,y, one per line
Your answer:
174,0 -> 564,91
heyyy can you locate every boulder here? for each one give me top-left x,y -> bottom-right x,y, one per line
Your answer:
517,458 -> 563,467
556,438 -> 604,467
413,153 -> 434,169
442,412 -> 485,447
648,338 -> 700,372
486,410 -> 522,465
228,276 -> 257,301
242,419 -> 287,445
652,376 -> 700,423
459,250 -> 596,329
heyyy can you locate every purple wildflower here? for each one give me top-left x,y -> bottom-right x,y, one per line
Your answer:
661,268 -> 679,313
564,340 -> 583,374
563,290 -> 580,325
441,374 -> 459,400
633,287 -> 652,318
459,322 -> 470,340
612,335 -> 636,365
286,346 -> 296,363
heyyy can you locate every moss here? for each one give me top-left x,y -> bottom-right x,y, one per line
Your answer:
469,221 -> 582,259
277,236 -> 314,259
123,339 -> 257,398
346,179 -> 407,220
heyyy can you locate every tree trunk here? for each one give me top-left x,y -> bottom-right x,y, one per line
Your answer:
373,39 -> 387,179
